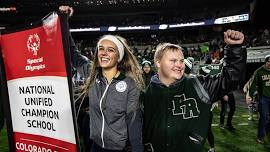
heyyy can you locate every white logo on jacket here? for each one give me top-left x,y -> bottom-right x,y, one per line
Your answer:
116,81 -> 127,92
172,94 -> 200,119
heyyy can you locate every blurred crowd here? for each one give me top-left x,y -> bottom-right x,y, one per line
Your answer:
73,27 -> 270,66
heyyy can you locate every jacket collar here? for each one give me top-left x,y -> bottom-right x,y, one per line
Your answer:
114,71 -> 126,80
97,69 -> 126,82
150,74 -> 185,88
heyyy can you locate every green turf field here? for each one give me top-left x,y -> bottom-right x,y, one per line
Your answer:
1,106 -> 270,152
0,124 -> 9,152
204,106 -> 270,152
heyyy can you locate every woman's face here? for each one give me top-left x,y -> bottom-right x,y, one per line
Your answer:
143,64 -> 151,74
97,40 -> 119,70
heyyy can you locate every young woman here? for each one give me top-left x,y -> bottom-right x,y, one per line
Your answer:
141,60 -> 155,87
59,6 -> 144,152
72,35 -> 144,152
70,34 -> 145,152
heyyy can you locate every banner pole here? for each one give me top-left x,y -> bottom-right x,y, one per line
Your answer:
0,43 -> 15,152
59,13 -> 81,152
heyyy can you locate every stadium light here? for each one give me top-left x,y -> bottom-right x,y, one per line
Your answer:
117,25 -> 151,30
70,13 -> 249,32
108,26 -> 117,31
214,14 -> 249,24
169,22 -> 205,28
70,28 -> 101,32
159,24 -> 168,30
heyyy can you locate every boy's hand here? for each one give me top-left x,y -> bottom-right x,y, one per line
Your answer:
224,29 -> 244,45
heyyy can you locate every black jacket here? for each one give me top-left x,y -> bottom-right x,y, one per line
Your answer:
142,45 -> 246,152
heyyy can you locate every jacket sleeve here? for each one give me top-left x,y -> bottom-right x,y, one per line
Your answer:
69,34 -> 91,78
126,82 -> 144,152
197,44 -> 247,103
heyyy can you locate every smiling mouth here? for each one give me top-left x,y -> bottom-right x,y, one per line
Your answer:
173,69 -> 182,73
100,57 -> 110,62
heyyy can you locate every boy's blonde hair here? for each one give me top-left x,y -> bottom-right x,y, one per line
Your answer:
154,43 -> 183,65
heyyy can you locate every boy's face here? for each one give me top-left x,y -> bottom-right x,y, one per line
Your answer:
266,60 -> 270,69
156,49 -> 185,84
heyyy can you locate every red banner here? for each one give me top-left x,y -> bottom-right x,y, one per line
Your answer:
0,12 -> 78,152
1,15 -> 66,80
14,132 -> 76,152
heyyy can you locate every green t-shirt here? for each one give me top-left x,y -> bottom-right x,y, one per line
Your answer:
249,65 -> 270,98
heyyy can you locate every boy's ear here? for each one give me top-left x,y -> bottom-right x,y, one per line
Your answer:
155,60 -> 161,68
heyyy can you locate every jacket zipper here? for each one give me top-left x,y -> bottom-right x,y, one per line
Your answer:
99,81 -> 110,148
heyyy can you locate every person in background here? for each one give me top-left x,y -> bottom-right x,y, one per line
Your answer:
142,60 -> 155,87
243,75 -> 258,121
59,6 -> 145,152
142,30 -> 246,152
248,54 -> 270,144
207,103 -> 218,152
198,62 -> 216,152
184,57 -> 193,75
199,63 -> 218,152
219,92 -> 236,131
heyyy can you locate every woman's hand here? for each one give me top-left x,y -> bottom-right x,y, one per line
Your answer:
59,5 -> 74,17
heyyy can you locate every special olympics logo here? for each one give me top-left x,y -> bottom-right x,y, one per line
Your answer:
27,34 -> 40,56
